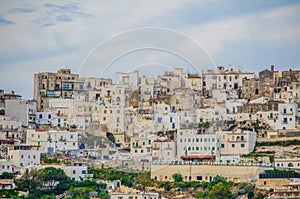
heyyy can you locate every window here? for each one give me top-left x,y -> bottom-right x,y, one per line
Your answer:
82,170 -> 86,174
196,138 -> 199,142
172,123 -> 175,129
180,139 -> 182,143
232,144 -> 235,148
73,170 -> 76,174
241,144 -> 245,148
221,144 -> 225,148
197,176 -> 202,180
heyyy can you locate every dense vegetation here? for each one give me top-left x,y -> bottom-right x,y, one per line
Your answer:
0,167 -> 108,199
88,168 -> 267,199
0,167 -> 272,198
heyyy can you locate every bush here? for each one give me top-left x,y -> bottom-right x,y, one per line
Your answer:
172,173 -> 183,182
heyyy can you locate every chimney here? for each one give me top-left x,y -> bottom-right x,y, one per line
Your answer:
271,65 -> 274,72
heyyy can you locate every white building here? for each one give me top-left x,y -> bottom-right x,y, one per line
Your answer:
155,113 -> 180,131
225,98 -> 248,115
202,66 -> 255,94
196,105 -> 226,123
131,133 -> 157,162
63,162 -> 93,181
110,191 -> 160,199
49,98 -> 73,128
177,129 -> 219,159
116,70 -> 139,88
7,145 -> 41,167
274,158 -> 300,169
26,130 -> 78,153
0,118 -> 22,140
152,138 -> 176,162
36,111 -> 53,125
5,99 -> 36,128
277,103 -> 298,130
0,159 -> 13,174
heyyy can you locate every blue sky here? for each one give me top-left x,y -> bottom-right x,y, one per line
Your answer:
0,0 -> 300,99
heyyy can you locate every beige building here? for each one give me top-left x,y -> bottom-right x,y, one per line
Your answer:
219,129 -> 257,156
151,164 -> 271,183
34,69 -> 79,111
7,145 -> 41,168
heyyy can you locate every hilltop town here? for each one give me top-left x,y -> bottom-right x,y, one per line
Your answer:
0,65 -> 300,198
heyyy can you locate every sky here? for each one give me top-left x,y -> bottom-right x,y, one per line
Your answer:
0,0 -> 300,99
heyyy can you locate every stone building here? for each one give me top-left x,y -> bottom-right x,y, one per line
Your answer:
34,69 -> 79,111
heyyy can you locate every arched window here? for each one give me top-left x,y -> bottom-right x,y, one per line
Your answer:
48,114 -> 51,119
288,163 -> 294,167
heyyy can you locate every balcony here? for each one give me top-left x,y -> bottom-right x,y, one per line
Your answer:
227,139 -> 247,142
281,110 -> 294,115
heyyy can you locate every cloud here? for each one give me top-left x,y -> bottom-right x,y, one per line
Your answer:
31,3 -> 92,26
185,3 -> 300,56
1,0 -> 300,99
9,7 -> 35,13
0,16 -> 15,25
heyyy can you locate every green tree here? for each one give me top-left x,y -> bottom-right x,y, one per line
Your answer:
42,167 -> 69,190
163,182 -> 172,191
208,182 -> 232,199
194,191 -> 209,199
172,173 -> 183,182
41,194 -> 56,199
254,192 -> 265,199
98,190 -> 109,199
106,132 -> 115,143
0,172 -> 14,179
16,168 -> 44,191
208,175 -> 227,190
